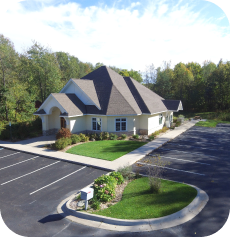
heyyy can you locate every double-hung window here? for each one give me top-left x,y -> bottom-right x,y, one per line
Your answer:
115,118 -> 127,131
159,114 -> 163,125
92,118 -> 101,131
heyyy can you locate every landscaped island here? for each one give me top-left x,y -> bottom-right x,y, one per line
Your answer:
71,169 -> 197,220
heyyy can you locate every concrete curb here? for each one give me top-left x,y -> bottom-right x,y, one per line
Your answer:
56,183 -> 209,232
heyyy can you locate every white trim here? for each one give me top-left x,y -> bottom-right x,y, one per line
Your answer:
142,110 -> 168,115
60,79 -> 74,93
86,114 -> 141,117
91,117 -> 102,131
159,113 -> 163,125
60,79 -> 101,110
47,95 -> 66,114
115,117 -> 127,132
60,114 -> 84,118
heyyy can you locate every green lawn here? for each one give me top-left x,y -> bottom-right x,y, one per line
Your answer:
66,140 -> 147,161
195,119 -> 230,127
94,177 -> 197,219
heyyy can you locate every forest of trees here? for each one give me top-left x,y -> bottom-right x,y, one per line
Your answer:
1,34 -> 230,125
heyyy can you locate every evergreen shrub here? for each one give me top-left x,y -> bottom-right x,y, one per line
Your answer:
71,134 -> 81,144
55,137 -> 72,150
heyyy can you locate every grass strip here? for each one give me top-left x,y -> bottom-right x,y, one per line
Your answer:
94,177 -> 197,219
66,140 -> 147,161
195,119 -> 230,127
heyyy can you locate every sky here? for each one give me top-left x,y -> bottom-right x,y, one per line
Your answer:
0,0 -> 230,72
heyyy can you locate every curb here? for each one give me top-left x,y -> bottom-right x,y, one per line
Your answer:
56,183 -> 209,232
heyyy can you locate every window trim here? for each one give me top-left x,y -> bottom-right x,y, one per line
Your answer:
159,114 -> 163,125
92,117 -> 102,131
115,118 -> 127,132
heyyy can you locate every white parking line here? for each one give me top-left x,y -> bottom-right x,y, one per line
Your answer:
0,156 -> 39,171
154,155 -> 210,165
157,148 -> 218,158
137,162 -> 205,176
1,161 -> 61,185
30,166 -> 87,195
0,152 -> 20,159
176,144 -> 222,151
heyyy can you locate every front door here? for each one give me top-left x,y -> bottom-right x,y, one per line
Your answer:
60,117 -> 66,128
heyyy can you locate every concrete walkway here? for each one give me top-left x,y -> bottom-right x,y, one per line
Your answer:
0,120 -> 199,171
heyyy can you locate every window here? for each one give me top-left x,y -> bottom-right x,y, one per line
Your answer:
159,114 -> 163,125
92,118 -> 101,131
115,118 -> 127,131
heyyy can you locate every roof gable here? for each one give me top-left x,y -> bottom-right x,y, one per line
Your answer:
60,79 -> 101,109
162,100 -> 183,111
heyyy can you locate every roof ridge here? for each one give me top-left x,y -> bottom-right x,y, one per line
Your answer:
124,77 -> 150,114
106,68 -> 141,114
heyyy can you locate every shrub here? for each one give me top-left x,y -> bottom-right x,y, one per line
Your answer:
132,134 -> 139,139
146,155 -> 170,193
175,121 -> 181,127
79,133 -> 86,142
148,135 -> 155,141
117,165 -> 135,180
96,132 -> 103,141
93,175 -> 117,202
88,133 -> 96,140
178,115 -> 185,118
102,132 -> 109,140
55,137 -> 72,150
56,128 -> 72,140
109,133 -> 118,140
109,171 -> 124,185
89,197 -> 101,210
71,134 -> 81,144
121,134 -> 127,140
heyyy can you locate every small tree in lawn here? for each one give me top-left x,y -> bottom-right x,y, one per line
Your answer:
147,155 -> 170,193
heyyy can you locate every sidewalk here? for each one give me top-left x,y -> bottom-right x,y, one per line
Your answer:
0,120 -> 198,171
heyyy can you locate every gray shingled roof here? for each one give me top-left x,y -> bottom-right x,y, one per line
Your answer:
52,93 -> 86,116
124,77 -> 168,113
71,79 -> 101,109
34,109 -> 46,115
81,66 -> 141,115
162,100 -> 182,111
35,66 -> 182,116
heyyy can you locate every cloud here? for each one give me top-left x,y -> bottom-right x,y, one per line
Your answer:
0,0 -> 229,71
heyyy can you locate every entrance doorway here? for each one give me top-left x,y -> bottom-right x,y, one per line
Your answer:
60,117 -> 66,128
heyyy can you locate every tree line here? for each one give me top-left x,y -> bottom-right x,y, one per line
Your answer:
143,60 -> 230,112
1,34 -> 229,124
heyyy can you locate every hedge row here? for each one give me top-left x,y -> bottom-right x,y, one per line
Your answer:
0,117 -> 42,140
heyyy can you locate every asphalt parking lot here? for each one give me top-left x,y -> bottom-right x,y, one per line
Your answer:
0,125 -> 230,237
133,125 -> 230,237
0,148 -> 107,237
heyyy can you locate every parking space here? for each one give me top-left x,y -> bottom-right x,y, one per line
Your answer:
0,148 -> 107,237
133,125 -> 230,184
